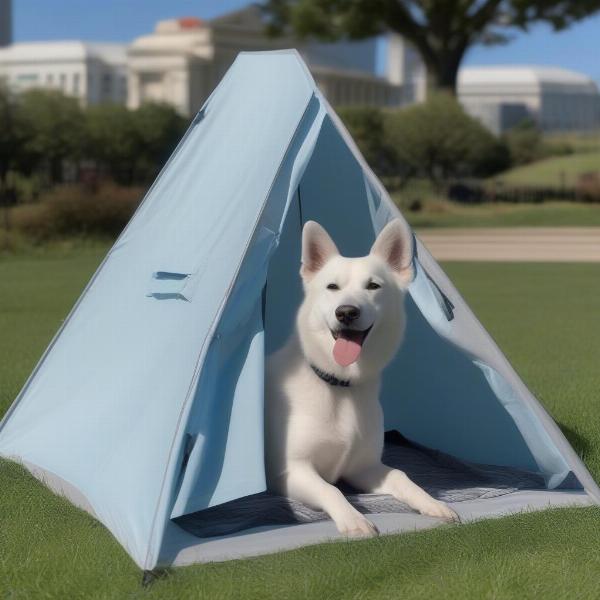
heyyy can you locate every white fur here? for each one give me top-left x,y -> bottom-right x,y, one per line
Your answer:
265,219 -> 458,537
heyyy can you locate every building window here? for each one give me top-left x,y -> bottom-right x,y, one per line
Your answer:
46,73 -> 54,86
15,73 -> 39,89
16,73 -> 39,82
73,73 -> 80,95
59,73 -> 66,91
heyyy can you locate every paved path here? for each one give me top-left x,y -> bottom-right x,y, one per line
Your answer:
417,227 -> 600,262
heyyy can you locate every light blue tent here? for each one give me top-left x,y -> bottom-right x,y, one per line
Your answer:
1,50 -> 598,571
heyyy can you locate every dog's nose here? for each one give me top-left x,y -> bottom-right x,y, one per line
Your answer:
335,305 -> 361,325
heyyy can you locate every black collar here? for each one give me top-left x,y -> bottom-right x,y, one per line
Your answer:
311,365 -> 350,387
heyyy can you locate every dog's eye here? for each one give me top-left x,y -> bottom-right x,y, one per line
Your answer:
366,281 -> 381,290
327,283 -> 339,291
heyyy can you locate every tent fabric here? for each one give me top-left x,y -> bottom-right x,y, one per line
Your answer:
1,50 -> 599,570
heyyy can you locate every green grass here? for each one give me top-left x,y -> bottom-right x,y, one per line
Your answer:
1,251 -> 600,598
543,132 -> 600,154
491,150 -> 600,188
399,199 -> 600,229
393,178 -> 600,229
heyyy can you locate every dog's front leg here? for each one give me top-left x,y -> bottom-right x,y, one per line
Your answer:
345,463 -> 459,522
281,461 -> 379,537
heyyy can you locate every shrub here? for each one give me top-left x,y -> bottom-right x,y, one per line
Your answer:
502,120 -> 542,165
133,103 -> 188,181
20,89 -> 86,183
15,184 -> 143,241
0,85 -> 37,189
385,93 -> 510,185
85,105 -> 141,185
576,173 -> 600,202
85,103 -> 188,185
336,106 -> 399,176
540,139 -> 575,159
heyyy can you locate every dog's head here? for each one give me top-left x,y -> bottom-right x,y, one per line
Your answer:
297,219 -> 413,383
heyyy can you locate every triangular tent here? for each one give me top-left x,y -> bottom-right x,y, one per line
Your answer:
1,50 -> 598,571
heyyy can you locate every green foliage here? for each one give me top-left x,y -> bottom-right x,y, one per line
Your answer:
336,106 -> 397,175
85,102 -> 187,184
133,102 -> 188,180
0,85 -> 35,184
385,94 -> 510,184
14,184 -> 142,241
85,104 -> 143,184
539,138 -> 575,159
502,120 -> 543,165
20,89 -> 85,182
264,1 -> 600,92
491,150 -> 600,188
503,120 -> 578,168
2,87 -> 188,188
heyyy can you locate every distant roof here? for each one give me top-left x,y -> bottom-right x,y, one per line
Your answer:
0,41 -> 127,64
129,7 -> 271,56
459,65 -> 598,93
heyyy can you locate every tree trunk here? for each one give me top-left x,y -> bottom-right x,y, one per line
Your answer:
422,47 -> 466,96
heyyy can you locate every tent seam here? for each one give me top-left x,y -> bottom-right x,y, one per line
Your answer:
0,106 -> 206,440
142,89 -> 319,570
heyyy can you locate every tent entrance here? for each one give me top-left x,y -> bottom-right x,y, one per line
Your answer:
170,114 -> 578,525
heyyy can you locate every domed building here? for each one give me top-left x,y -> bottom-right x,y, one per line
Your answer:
458,65 -> 600,133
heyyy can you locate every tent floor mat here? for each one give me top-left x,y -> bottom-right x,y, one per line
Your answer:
175,430 -> 554,539
165,489 -> 594,566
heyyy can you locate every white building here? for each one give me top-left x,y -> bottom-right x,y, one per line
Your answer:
2,2 -> 598,134
0,41 -> 128,105
127,7 -> 414,116
458,66 -> 600,133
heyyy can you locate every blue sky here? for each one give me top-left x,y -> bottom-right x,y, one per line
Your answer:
13,0 -> 600,83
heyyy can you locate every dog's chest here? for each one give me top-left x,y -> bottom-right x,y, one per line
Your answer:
288,384 -> 381,482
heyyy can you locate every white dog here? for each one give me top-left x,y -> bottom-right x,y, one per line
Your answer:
265,219 -> 458,537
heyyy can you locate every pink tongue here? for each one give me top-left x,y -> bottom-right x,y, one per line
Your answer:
333,338 -> 362,367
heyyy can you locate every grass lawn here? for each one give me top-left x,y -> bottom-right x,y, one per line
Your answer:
1,248 -> 600,599
392,179 -> 600,229
401,199 -> 600,229
491,150 -> 600,188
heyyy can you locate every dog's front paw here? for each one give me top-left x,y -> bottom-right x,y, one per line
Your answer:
335,510 -> 379,538
418,499 -> 460,522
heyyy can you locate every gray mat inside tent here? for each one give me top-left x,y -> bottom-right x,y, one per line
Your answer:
175,431 -> 546,538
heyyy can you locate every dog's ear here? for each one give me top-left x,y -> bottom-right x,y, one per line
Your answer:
370,219 -> 414,287
301,221 -> 339,281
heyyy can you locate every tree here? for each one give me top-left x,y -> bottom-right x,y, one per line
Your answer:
0,86 -> 36,229
263,0 -> 600,93
20,89 -> 85,183
336,106 -> 397,175
0,85 -> 34,187
385,93 -> 510,185
85,104 -> 142,184
85,103 -> 188,184
133,103 -> 188,181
